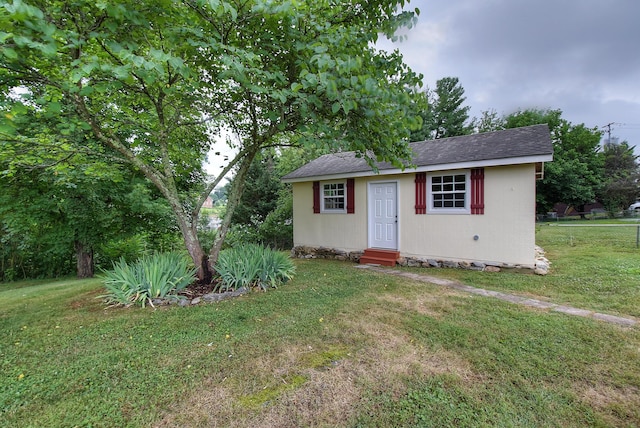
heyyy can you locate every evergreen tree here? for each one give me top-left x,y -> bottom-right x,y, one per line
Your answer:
432,77 -> 473,139
231,151 -> 282,226
410,77 -> 472,141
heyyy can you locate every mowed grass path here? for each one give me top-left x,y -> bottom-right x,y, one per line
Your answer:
2,224 -> 640,427
418,222 -> 640,317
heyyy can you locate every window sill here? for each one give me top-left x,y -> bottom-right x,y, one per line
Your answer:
426,209 -> 470,215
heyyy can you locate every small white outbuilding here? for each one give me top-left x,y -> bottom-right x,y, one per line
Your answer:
282,124 -> 553,270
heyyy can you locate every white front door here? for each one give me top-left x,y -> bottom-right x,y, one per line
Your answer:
368,182 -> 398,249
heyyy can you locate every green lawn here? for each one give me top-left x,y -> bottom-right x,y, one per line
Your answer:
2,224 -> 640,427
414,221 -> 640,317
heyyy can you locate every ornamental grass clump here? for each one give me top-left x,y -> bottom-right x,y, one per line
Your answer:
215,244 -> 295,291
100,252 -> 197,307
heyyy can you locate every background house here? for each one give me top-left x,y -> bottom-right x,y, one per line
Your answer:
282,124 -> 553,270
202,196 -> 214,209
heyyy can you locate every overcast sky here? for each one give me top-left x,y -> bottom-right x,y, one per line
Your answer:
378,0 -> 640,149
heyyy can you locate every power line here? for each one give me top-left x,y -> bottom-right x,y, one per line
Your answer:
600,122 -> 640,140
601,122 -> 620,142
617,123 -> 640,130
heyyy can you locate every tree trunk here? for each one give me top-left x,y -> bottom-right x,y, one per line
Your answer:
578,204 -> 587,220
209,149 -> 259,266
154,183 -> 211,283
182,227 -> 212,284
75,241 -> 94,278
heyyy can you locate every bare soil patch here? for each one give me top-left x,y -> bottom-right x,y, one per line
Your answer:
579,384 -> 640,426
180,281 -> 218,298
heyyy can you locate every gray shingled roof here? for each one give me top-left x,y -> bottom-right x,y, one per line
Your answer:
282,124 -> 552,181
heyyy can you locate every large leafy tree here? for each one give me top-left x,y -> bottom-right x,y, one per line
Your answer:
410,76 -> 471,141
0,0 -> 423,282
0,84 -> 174,279
0,161 -> 172,279
504,109 -> 604,214
598,141 -> 639,214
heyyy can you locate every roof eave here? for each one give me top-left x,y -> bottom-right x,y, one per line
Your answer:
281,154 -> 553,183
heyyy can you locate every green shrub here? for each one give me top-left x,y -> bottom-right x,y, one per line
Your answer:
99,252 -> 197,307
215,244 -> 295,291
224,190 -> 293,250
96,235 -> 147,268
257,190 -> 293,249
223,223 -> 260,249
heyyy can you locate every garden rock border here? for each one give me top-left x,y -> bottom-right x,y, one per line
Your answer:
291,245 -> 551,275
152,286 -> 250,307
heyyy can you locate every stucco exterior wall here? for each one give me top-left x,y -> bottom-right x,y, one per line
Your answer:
398,165 -> 536,266
291,164 -> 537,267
291,180 -> 368,253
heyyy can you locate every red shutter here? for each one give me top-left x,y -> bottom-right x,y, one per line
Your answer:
470,168 -> 484,215
313,181 -> 320,213
346,178 -> 355,214
415,172 -> 426,214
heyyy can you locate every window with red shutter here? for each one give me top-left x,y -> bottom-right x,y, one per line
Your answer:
423,169 -> 484,214
314,180 -> 353,213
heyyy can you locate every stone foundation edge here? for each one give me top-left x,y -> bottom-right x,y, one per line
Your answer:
290,245 -> 550,275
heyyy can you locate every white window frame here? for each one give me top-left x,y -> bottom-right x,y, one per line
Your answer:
321,181 -> 347,213
427,171 -> 470,214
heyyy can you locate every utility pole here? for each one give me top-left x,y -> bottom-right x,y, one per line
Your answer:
601,122 -> 621,145
603,122 -> 614,144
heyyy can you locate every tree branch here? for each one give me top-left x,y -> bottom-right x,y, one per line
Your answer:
71,93 -> 167,188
